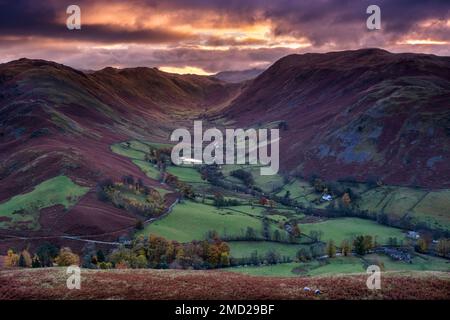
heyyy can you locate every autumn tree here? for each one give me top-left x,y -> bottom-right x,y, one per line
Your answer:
296,247 -> 312,262
259,197 -> 269,206
272,229 -> 282,242
437,238 -> 450,257
415,238 -> 428,253
292,224 -> 301,237
4,249 -> 19,268
353,235 -> 373,255
363,235 -> 374,252
341,192 -> 351,206
219,252 -> 230,267
55,247 -> 80,266
213,192 -> 226,207
326,240 -> 336,258
265,249 -> 280,264
341,240 -> 352,256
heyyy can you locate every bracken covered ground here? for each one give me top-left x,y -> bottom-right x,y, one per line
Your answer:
0,268 -> 448,300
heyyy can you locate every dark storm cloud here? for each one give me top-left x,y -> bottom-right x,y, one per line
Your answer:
262,0 -> 450,45
0,0 -> 191,43
0,0 -> 448,71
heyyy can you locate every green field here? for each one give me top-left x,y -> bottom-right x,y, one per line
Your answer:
154,187 -> 172,197
221,164 -> 285,193
112,140 -> 450,233
137,201 -> 273,242
228,257 -> 365,277
365,253 -> 450,272
299,217 -> 405,245
228,253 -> 449,277
0,175 -> 89,229
411,190 -> 450,230
111,143 -> 146,160
248,166 -> 285,193
276,179 -> 314,199
132,160 -> 161,179
224,205 -> 267,218
228,241 -> 305,259
305,257 -> 365,276
166,166 -> 205,183
355,186 -> 450,230
111,141 -> 208,185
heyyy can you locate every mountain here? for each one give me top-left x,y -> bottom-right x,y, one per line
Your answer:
0,58 -> 239,243
224,49 -> 450,187
212,68 -> 264,83
0,58 -> 239,197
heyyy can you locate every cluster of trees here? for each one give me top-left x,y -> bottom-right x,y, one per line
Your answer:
80,243 -> 110,269
164,173 -> 195,199
230,249 -> 292,267
218,225 -> 299,244
353,235 -> 375,255
213,192 -> 240,207
323,239 -> 352,258
198,164 -> 262,195
259,197 -> 276,208
97,176 -> 165,217
296,243 -> 326,261
230,169 -> 254,187
4,244 -> 80,268
106,234 -> 231,270
199,164 -> 225,187
144,146 -> 172,168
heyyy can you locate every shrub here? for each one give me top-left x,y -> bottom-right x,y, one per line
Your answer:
55,247 -> 80,266
296,247 -> 312,262
5,249 -> 19,268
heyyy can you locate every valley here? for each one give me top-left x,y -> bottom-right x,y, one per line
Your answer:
0,49 -> 449,298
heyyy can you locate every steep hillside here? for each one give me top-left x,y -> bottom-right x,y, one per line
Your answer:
0,58 -> 238,241
224,49 -> 450,187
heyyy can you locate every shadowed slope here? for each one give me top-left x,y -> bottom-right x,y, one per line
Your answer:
224,49 -> 450,187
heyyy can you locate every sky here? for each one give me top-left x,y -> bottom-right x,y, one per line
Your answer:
0,0 -> 449,74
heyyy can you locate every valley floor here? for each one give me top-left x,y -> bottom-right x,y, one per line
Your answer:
0,268 -> 449,300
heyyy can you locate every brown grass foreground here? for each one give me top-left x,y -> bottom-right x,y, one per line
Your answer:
0,268 -> 449,300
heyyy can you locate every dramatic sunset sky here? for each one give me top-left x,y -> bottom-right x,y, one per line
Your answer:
0,0 -> 449,74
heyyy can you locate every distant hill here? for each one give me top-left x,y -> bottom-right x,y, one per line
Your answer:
224,49 -> 450,187
212,68 -> 264,83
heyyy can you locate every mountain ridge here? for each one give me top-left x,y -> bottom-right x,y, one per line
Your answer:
223,48 -> 450,187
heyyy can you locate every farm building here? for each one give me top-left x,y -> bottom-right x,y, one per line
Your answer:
407,231 -> 420,239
